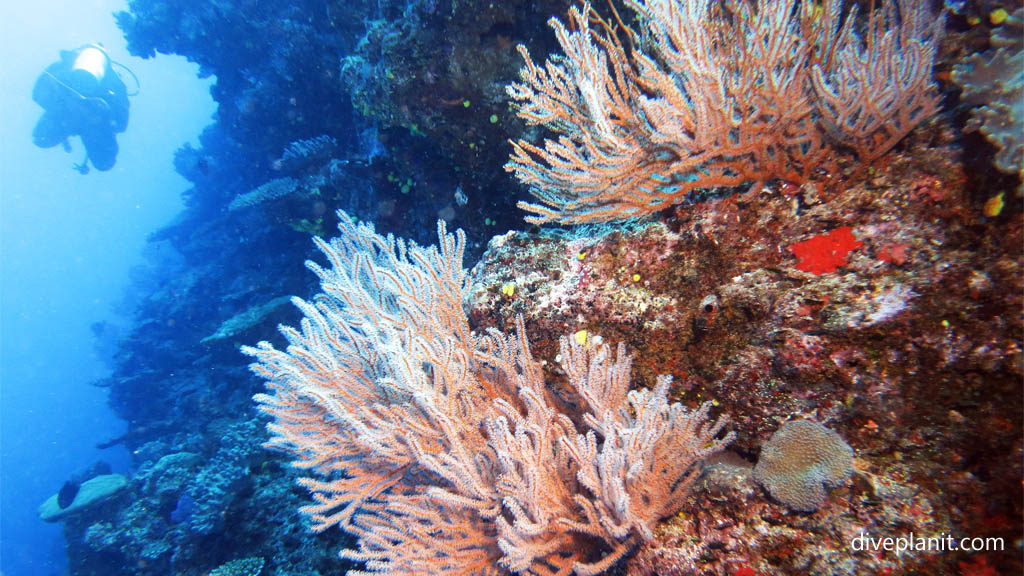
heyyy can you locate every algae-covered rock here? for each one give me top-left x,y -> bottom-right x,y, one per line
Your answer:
39,474 -> 127,522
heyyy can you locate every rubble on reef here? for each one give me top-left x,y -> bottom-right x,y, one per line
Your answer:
469,138 -> 1022,575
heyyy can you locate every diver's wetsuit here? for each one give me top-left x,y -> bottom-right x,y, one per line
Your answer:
32,46 -> 129,171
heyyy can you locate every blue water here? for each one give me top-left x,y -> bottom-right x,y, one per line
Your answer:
0,1 -> 216,574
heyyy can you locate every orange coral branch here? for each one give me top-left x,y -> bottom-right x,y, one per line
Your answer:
506,0 -> 943,225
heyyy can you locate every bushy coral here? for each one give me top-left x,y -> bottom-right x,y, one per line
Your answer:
227,178 -> 301,212
274,135 -> 339,174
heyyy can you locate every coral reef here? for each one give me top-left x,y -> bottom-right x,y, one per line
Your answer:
201,296 -> 292,343
210,557 -> 265,576
952,7 -> 1023,185
49,0 -> 1021,575
469,129 -> 1022,573
60,416 -> 347,575
507,0 -> 943,223
274,135 -> 338,174
38,475 -> 127,522
114,0 -> 569,250
244,214 -> 733,575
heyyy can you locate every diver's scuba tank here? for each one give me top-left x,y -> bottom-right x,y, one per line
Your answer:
68,44 -> 110,95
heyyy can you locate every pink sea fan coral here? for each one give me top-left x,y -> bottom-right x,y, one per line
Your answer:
243,212 -> 734,575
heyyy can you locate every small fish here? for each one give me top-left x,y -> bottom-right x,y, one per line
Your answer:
57,480 -> 80,509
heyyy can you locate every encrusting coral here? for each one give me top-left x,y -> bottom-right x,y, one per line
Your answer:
752,420 -> 853,512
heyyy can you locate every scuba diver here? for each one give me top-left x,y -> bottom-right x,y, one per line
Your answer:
31,44 -> 134,173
